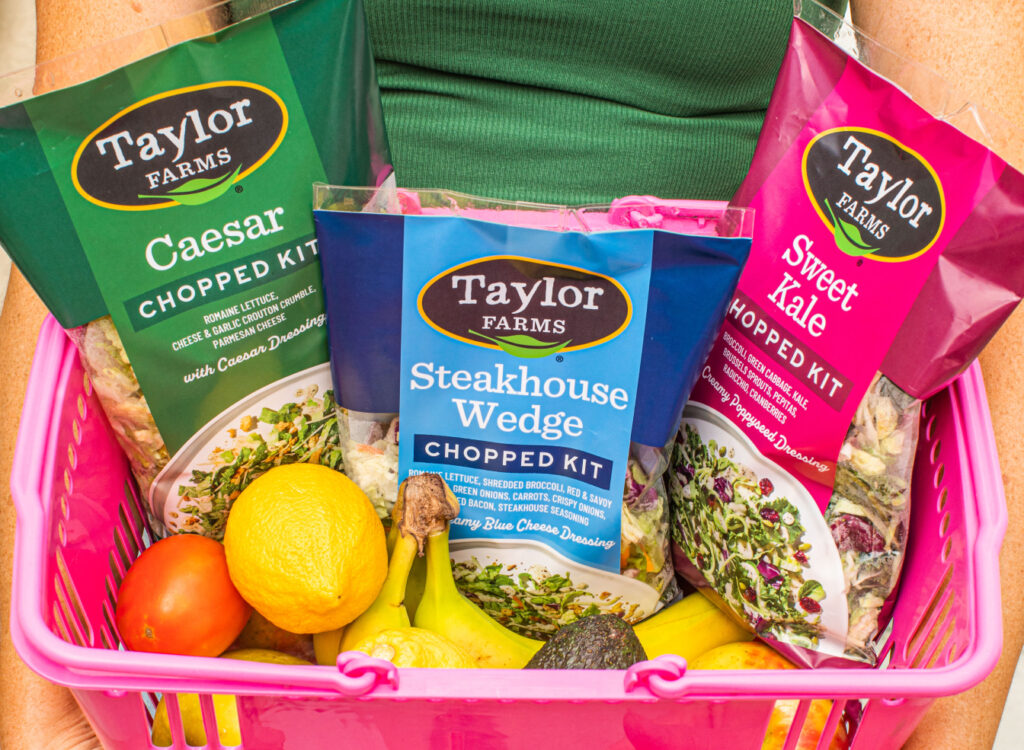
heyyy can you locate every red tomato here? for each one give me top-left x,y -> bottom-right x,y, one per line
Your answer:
116,534 -> 251,656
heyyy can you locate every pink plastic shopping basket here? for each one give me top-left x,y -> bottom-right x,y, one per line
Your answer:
10,316 -> 1008,750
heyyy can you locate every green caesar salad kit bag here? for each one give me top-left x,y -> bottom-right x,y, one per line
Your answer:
0,0 -> 391,537
313,186 -> 753,636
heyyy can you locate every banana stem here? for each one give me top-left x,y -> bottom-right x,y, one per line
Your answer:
424,529 -> 455,598
379,532 -> 420,608
386,506 -> 403,555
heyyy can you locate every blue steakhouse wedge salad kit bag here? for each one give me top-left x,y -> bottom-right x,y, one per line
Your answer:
313,185 -> 752,636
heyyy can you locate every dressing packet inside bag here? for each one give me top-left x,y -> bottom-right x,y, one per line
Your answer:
0,0 -> 391,537
669,0 -> 1024,667
314,186 -> 753,636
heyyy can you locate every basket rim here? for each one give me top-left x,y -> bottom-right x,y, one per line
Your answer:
8,316 -> 1008,701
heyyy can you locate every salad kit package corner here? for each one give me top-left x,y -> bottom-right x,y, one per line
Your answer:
2,0 -> 1024,735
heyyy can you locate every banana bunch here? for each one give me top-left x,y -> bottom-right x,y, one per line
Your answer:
320,474 -> 542,669
633,591 -> 753,661
319,473 -> 750,670
414,523 -> 542,668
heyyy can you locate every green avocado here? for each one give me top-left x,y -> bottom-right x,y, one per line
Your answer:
525,614 -> 648,670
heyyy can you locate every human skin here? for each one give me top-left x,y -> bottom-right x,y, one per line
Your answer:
851,3 -> 1024,750
0,7 -> 222,750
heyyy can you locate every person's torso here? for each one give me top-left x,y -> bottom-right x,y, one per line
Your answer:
366,0 -> 845,203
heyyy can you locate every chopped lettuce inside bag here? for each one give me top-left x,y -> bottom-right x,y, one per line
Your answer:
71,318 -> 169,494
827,375 -> 919,653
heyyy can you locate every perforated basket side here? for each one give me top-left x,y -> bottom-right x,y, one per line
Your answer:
891,387 -> 974,670
895,365 -> 1004,678
47,353 -> 156,658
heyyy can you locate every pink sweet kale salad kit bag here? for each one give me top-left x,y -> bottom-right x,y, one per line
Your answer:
669,0 -> 1024,668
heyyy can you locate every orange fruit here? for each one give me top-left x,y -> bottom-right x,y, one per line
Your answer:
690,642 -> 848,750
230,609 -> 315,662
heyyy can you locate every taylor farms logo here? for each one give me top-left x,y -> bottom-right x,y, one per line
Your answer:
72,82 -> 287,210
803,128 -> 945,261
418,256 -> 632,358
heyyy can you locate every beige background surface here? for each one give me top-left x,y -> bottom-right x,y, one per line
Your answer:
1,1 -> 1023,749
0,0 -> 33,316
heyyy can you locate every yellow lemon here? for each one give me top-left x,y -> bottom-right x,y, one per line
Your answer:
151,649 -> 311,746
224,464 -> 387,634
352,627 -> 477,668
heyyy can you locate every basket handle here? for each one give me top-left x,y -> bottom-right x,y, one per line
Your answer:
332,652 -> 400,695
623,655 -> 690,699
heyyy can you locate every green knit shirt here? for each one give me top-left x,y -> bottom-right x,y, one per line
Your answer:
365,0 -> 846,203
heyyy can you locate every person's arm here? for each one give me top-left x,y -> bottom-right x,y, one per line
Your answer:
34,0 -> 227,92
0,4 -> 221,748
851,0 -> 1024,165
0,275 -> 96,749
849,3 -> 1024,749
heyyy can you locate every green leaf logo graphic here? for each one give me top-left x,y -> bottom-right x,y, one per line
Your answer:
825,200 -> 878,257
139,166 -> 241,206
469,331 -> 572,358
